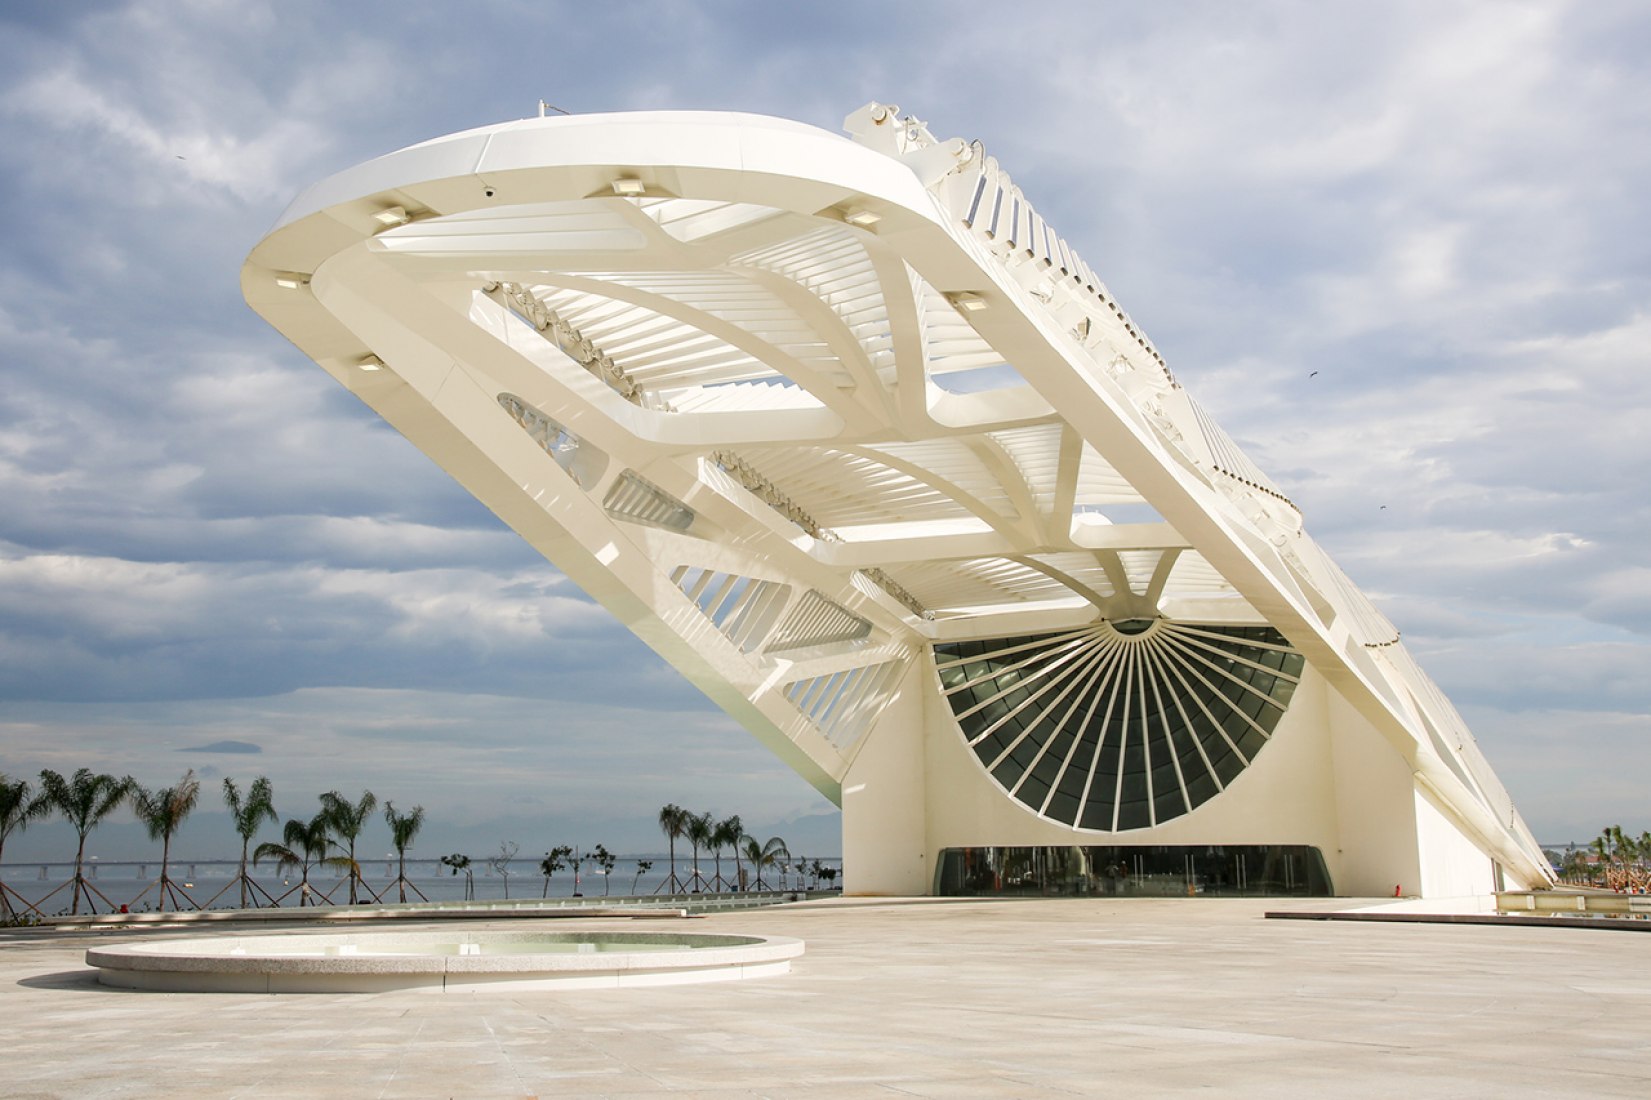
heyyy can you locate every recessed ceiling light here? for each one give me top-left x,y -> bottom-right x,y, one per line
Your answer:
948,292 -> 988,313
610,178 -> 646,197
844,208 -> 881,227
274,274 -> 308,289
371,206 -> 409,227
357,355 -> 385,371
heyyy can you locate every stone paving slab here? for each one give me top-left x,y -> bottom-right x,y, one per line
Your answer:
4,897 -> 1650,1097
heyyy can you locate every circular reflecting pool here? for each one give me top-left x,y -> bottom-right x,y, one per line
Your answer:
86,930 -> 804,993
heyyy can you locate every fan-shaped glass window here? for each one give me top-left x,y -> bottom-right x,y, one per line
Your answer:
935,621 -> 1304,831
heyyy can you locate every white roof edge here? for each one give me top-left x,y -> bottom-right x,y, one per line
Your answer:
274,110 -> 888,235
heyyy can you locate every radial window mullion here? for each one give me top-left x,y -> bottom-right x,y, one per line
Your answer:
1136,648 -> 1157,827
1158,646 -> 1258,763
1109,644 -> 1139,832
1074,640 -> 1133,824
948,634 -> 1099,716
1152,641 -> 1225,796
934,627 -> 1097,672
1140,642 -> 1194,817
1174,624 -> 1296,655
1169,629 -> 1301,683
970,638 -> 1112,750
1041,638 -> 1128,821
1002,641 -> 1115,788
1160,633 -> 1292,713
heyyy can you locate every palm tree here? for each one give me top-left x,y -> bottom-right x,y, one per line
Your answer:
440,853 -> 474,900
706,809 -> 733,885
685,812 -> 713,893
383,802 -> 427,903
38,768 -> 134,915
320,789 -> 377,904
539,844 -> 573,898
254,813 -> 345,907
221,777 -> 278,909
1,774 -> 50,919
740,835 -> 789,892
716,814 -> 743,892
657,803 -> 688,893
631,858 -> 654,895
131,770 -> 201,911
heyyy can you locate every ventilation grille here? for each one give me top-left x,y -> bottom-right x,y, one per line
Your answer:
766,591 -> 873,652
784,661 -> 905,752
603,471 -> 695,532
670,566 -> 791,654
935,622 -> 1304,832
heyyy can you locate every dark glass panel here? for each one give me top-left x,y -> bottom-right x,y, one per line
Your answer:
1116,799 -> 1151,831
1233,725 -> 1267,760
1046,789 -> 1079,822
935,845 -> 1333,897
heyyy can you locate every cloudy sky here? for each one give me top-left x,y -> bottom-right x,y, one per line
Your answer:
1,1 -> 1646,861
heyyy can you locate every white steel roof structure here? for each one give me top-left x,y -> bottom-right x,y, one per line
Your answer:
246,103 -> 1552,897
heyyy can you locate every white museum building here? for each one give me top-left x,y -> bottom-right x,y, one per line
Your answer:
245,103 -> 1553,899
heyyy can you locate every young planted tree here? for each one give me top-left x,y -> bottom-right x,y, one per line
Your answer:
489,841 -> 520,899
220,776 -> 279,909
592,844 -> 617,896
383,802 -> 427,903
131,770 -> 202,911
657,804 -> 688,893
440,853 -> 474,901
38,768 -> 134,915
254,813 -> 345,907
1,774 -> 50,919
631,858 -> 654,895
685,811 -> 713,893
539,844 -> 573,898
320,789 -> 378,904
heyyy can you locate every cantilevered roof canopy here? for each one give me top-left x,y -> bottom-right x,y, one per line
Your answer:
245,103 -> 1550,886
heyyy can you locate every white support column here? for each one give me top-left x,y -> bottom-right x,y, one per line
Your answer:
840,660 -> 930,895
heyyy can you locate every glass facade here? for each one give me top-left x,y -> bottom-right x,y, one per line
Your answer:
936,845 -> 1333,898
935,621 -> 1305,830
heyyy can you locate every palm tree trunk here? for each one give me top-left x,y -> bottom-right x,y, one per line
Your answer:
72,832 -> 87,915
160,832 -> 172,910
668,836 -> 677,892
398,851 -> 407,904
239,840 -> 250,909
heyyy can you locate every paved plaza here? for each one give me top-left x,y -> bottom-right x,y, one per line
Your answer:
5,897 -> 1649,1097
